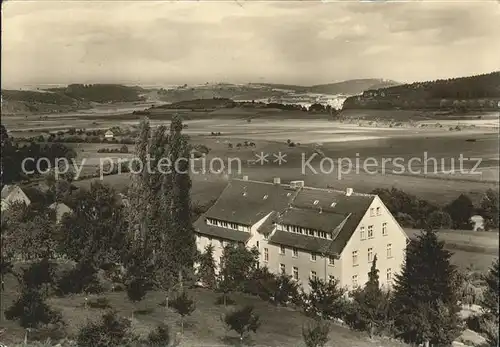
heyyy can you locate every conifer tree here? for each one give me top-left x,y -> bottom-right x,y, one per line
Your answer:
391,228 -> 461,346
480,258 -> 499,346
197,244 -> 217,289
345,255 -> 392,337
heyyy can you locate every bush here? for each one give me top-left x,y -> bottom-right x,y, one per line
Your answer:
76,311 -> 137,347
147,323 -> 170,347
223,305 -> 260,341
302,319 -> 330,347
87,297 -> 112,309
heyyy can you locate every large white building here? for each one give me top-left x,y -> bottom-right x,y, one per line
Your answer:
194,177 -> 409,292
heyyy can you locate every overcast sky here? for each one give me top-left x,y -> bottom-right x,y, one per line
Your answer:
2,0 -> 500,88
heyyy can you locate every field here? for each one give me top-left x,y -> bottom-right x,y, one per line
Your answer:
3,107 -> 499,206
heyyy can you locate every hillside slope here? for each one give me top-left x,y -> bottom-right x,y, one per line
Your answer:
1,84 -> 145,114
342,72 -> 500,111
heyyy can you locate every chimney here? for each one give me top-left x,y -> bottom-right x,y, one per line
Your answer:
273,177 -> 281,185
346,187 -> 354,196
242,175 -> 249,181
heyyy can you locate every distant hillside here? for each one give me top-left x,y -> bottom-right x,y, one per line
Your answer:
47,84 -> 145,103
342,72 -> 500,112
1,84 -> 145,114
253,79 -> 400,95
1,89 -> 91,114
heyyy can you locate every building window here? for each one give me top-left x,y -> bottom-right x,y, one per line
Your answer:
310,253 -> 317,262
370,208 -> 375,217
382,222 -> 387,236
208,237 -> 213,244
219,240 -> 224,247
309,229 -> 314,236
310,271 -> 317,280
376,207 -> 381,216
328,256 -> 335,266
368,247 -> 373,263
368,225 -> 374,239
256,241 -> 259,248
280,263 -> 285,274
352,274 -> 358,287
387,244 -> 392,258
328,275 -> 334,282
293,267 -> 299,280
387,268 -> 392,282
360,226 -> 365,240
352,251 -> 358,266
280,245 -> 286,255
292,248 -> 298,258
264,248 -> 269,262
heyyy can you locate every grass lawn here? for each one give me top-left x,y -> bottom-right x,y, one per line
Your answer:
0,281 -> 406,347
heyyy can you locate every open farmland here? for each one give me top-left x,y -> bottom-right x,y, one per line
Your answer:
4,107 -> 499,205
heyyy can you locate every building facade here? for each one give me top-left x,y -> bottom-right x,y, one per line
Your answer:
194,178 -> 408,292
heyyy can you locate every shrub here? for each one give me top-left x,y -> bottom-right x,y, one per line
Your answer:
87,297 -> 112,309
147,323 -> 170,347
56,261 -> 103,296
76,311 -> 136,347
302,319 -> 330,347
223,305 -> 260,342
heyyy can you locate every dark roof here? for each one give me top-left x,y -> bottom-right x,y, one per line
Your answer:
268,230 -> 332,255
196,179 -> 376,256
204,179 -> 296,225
194,215 -> 251,243
278,207 -> 347,232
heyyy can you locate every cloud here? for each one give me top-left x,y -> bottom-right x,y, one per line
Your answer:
1,0 -> 499,88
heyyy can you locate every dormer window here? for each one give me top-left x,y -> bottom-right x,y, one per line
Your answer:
330,202 -> 337,208
287,192 -> 292,197
313,200 -> 319,205
263,195 -> 268,200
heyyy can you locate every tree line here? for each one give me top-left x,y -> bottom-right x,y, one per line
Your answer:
372,187 -> 499,231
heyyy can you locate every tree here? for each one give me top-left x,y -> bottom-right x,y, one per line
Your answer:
169,291 -> 196,334
224,305 -> 260,342
301,277 -> 347,321
302,319 -> 330,347
445,194 -> 474,230
345,255 -> 392,337
76,311 -> 137,347
5,259 -> 62,330
57,181 -> 128,266
197,244 -> 217,289
479,189 -> 499,230
391,228 -> 461,346
244,267 -> 300,306
56,259 -> 102,296
5,288 -> 63,329
219,244 -> 259,300
123,246 -> 155,313
427,210 -> 452,230
481,258 -> 499,318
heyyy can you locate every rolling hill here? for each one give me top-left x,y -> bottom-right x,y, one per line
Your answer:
342,72 -> 500,112
254,78 -> 400,95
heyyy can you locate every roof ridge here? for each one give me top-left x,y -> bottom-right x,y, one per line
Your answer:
231,179 -> 375,197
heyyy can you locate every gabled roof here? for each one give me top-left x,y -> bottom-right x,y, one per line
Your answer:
49,202 -> 73,215
204,179 -> 296,225
1,185 -> 17,199
196,178 -> 376,256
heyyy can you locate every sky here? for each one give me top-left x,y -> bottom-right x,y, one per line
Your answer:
2,0 -> 500,88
